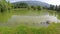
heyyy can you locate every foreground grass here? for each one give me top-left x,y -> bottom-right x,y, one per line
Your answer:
0,23 -> 60,34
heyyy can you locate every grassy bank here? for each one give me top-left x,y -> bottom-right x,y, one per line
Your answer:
0,23 -> 60,34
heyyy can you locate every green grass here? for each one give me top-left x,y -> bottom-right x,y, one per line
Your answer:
0,23 -> 60,34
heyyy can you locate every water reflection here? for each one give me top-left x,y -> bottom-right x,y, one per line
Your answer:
6,12 -> 60,27
0,12 -> 60,27
0,12 -> 12,23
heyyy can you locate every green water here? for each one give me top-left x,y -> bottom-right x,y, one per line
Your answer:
0,9 -> 59,27
0,9 -> 60,34
0,9 -> 59,23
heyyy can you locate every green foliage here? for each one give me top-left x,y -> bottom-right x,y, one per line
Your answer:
49,4 -> 54,10
48,4 -> 60,12
0,0 -> 12,13
57,5 -> 60,11
31,6 -> 36,10
19,3 -> 28,8
37,6 -> 41,10
13,2 -> 29,8
55,5 -> 58,11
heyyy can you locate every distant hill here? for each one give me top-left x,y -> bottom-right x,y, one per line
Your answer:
12,1 -> 50,8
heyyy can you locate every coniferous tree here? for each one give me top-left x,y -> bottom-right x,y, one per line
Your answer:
58,5 -> 60,11
49,4 -> 54,10
55,5 -> 58,11
37,6 -> 41,10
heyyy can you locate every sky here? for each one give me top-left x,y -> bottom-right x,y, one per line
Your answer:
9,0 -> 60,5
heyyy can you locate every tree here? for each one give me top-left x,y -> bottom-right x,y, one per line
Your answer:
36,6 -> 41,10
0,0 -> 12,13
31,6 -> 36,10
57,5 -> 60,11
49,4 -> 54,10
19,3 -> 28,8
55,5 -> 58,11
7,1 -> 12,11
13,2 -> 29,8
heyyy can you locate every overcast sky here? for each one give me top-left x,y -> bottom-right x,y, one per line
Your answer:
9,0 -> 60,5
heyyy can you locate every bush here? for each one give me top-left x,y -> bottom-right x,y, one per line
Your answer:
31,6 -> 36,10
37,6 -> 41,10
0,0 -> 12,13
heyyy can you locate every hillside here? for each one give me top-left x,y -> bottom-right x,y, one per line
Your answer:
12,1 -> 50,8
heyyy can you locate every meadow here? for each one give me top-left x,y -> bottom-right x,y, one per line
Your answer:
0,23 -> 60,34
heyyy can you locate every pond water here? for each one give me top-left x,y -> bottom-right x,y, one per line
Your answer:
0,12 -> 60,27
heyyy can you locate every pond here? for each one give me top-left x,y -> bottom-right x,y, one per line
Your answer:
0,12 -> 60,27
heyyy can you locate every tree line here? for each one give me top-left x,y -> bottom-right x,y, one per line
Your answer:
48,4 -> 60,12
13,2 -> 60,12
13,2 -> 42,10
0,0 -> 60,13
